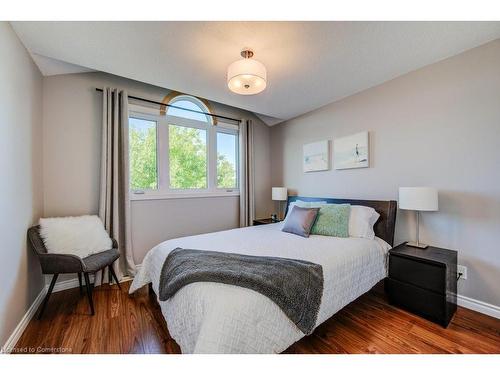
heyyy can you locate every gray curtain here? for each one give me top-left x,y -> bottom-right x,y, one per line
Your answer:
97,88 -> 136,284
239,119 -> 255,227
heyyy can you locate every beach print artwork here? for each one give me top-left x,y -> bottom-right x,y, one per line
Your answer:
334,131 -> 369,170
303,140 -> 329,172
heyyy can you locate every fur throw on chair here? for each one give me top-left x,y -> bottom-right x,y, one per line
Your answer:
39,215 -> 112,258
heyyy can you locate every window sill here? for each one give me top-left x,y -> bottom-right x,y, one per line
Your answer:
130,191 -> 240,201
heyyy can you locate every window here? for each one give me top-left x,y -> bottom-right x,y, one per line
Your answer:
167,99 -> 211,122
169,124 -> 207,189
129,117 -> 157,190
128,95 -> 239,199
217,131 -> 238,189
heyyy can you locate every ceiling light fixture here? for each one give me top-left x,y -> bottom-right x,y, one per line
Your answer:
227,49 -> 267,95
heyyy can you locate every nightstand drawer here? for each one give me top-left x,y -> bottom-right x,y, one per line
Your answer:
386,278 -> 445,325
389,255 -> 445,294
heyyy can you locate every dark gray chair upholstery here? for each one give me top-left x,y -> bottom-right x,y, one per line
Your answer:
28,225 -> 121,318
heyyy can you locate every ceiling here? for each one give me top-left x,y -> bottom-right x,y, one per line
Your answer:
29,53 -> 95,76
11,21 -> 500,125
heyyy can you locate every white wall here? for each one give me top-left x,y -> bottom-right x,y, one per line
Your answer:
42,72 -> 272,264
131,196 -> 239,262
270,40 -> 500,307
0,23 -> 44,347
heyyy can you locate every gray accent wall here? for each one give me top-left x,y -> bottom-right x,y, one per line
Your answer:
270,40 -> 500,307
42,72 -> 272,265
0,23 -> 44,348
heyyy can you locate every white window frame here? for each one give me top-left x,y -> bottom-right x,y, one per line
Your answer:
128,102 -> 240,201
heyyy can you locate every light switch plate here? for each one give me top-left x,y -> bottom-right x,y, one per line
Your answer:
457,265 -> 467,280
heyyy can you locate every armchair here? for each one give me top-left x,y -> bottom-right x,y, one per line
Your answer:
27,225 -> 121,319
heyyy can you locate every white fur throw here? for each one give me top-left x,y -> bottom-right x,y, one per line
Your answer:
39,215 -> 112,258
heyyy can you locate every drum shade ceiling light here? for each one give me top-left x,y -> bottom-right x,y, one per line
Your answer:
227,49 -> 267,95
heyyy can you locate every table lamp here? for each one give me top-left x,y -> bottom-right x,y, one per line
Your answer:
272,187 -> 288,221
399,187 -> 438,249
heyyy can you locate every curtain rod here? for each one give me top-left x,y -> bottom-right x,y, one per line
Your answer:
95,88 -> 242,124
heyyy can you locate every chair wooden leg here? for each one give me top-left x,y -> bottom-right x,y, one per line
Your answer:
78,272 -> 83,295
108,265 -> 121,290
83,273 -> 95,315
108,266 -> 112,285
38,274 -> 58,320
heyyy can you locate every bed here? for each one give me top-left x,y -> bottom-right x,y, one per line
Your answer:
129,196 -> 397,353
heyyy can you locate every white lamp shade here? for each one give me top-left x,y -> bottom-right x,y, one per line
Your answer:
227,58 -> 267,95
399,187 -> 438,211
272,187 -> 287,201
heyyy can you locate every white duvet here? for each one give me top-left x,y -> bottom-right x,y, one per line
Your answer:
129,223 -> 391,353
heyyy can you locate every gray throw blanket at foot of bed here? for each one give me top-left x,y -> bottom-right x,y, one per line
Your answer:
159,248 -> 324,334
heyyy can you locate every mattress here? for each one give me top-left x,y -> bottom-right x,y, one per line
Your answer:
129,223 -> 391,353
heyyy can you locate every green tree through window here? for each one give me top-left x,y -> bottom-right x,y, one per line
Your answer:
169,124 -> 207,189
129,118 -> 157,190
217,132 -> 237,188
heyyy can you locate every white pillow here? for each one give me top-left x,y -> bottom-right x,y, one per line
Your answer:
348,205 -> 380,239
39,215 -> 112,258
284,200 -> 327,220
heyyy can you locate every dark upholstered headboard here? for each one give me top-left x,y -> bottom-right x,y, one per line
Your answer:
285,196 -> 397,246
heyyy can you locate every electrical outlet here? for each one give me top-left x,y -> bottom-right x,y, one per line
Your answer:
457,265 -> 467,280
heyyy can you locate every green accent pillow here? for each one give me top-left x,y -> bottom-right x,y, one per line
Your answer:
310,204 -> 351,237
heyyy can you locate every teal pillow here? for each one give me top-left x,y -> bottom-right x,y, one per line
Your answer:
310,204 -> 351,237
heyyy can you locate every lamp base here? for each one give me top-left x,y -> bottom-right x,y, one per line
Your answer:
406,241 -> 429,249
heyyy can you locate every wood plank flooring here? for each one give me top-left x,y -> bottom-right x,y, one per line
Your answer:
13,281 -> 500,354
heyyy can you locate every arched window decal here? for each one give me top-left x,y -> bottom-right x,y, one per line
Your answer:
159,91 -> 217,125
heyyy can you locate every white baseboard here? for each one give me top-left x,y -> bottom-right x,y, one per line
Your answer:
1,286 -> 47,354
51,277 -> 82,293
457,294 -> 500,319
50,275 -> 136,293
46,264 -> 141,293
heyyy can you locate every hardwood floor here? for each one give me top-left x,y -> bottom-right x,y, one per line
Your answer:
13,281 -> 500,354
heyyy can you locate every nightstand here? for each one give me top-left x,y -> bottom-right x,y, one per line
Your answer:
386,242 -> 458,327
253,218 -> 281,226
